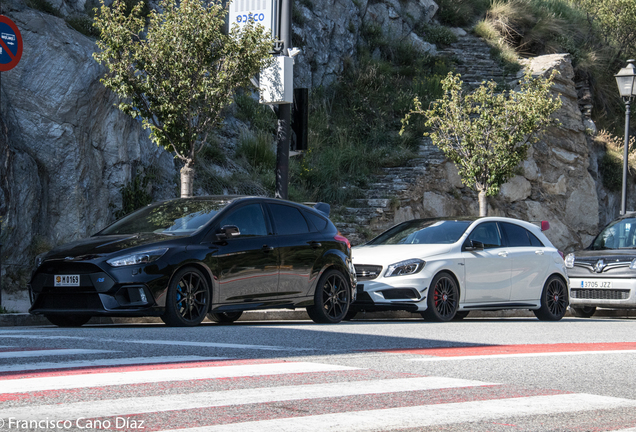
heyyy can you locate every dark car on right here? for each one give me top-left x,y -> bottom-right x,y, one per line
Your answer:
565,212 -> 636,317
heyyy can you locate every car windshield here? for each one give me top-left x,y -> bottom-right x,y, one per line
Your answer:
97,198 -> 233,236
367,219 -> 472,245
590,217 -> 636,250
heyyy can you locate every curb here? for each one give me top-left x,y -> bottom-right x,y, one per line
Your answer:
1,308 -> 635,327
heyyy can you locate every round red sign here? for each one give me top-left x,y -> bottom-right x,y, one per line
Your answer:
0,15 -> 22,72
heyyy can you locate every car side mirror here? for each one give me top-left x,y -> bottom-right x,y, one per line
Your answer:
216,225 -> 240,241
464,240 -> 484,251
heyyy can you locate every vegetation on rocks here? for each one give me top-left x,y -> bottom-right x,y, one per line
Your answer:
93,0 -> 273,198
402,70 -> 562,216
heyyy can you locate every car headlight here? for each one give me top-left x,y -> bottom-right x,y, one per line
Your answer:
107,248 -> 168,267
384,259 -> 425,277
630,259 -> 636,270
564,253 -> 575,269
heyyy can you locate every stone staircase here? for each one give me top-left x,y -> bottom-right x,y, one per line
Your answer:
333,32 -> 509,245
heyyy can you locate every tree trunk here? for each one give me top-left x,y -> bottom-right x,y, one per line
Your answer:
478,189 -> 488,217
180,163 -> 195,198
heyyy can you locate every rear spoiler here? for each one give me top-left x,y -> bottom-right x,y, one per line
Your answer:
530,221 -> 550,231
306,203 -> 331,217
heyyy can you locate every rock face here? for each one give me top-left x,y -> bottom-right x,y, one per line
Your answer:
293,0 -> 437,88
0,6 -> 175,288
0,0 -> 623,305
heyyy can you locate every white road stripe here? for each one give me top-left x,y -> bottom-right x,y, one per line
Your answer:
0,376 -> 491,420
0,362 -> 358,394
0,335 -> 312,351
0,356 -> 225,373
0,349 -> 112,359
159,393 -> 636,432
407,350 -> 636,361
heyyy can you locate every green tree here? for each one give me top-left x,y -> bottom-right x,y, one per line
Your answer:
93,0 -> 273,197
402,71 -> 562,216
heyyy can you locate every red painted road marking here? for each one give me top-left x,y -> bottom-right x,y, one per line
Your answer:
376,342 -> 636,357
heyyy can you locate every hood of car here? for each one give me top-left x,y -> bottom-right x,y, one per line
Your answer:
352,244 -> 452,265
43,233 -> 183,261
572,249 -> 636,259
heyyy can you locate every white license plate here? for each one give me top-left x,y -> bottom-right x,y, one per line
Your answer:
54,275 -> 80,286
579,280 -> 612,289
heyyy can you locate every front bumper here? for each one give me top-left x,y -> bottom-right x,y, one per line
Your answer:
29,261 -> 169,317
568,277 -> 636,309
350,273 -> 430,313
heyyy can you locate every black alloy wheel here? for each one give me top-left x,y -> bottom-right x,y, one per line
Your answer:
161,267 -> 210,327
421,272 -> 458,322
533,275 -> 568,321
570,306 -> 596,318
207,311 -> 243,323
45,315 -> 91,327
306,269 -> 350,324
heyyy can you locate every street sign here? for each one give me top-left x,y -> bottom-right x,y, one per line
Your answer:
228,0 -> 277,38
0,15 -> 22,72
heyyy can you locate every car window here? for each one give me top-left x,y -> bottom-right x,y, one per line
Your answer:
501,222 -> 532,247
591,217 -> 636,250
468,222 -> 502,249
304,210 -> 328,232
367,220 -> 472,245
218,204 -> 268,237
269,203 -> 310,235
528,231 -> 544,247
98,198 -> 231,235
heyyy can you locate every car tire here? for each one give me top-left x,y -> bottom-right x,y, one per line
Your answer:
45,315 -> 91,327
343,309 -> 358,321
306,269 -> 350,324
207,311 -> 243,324
420,272 -> 459,322
161,267 -> 210,327
453,311 -> 470,320
533,275 -> 568,321
570,306 -> 596,318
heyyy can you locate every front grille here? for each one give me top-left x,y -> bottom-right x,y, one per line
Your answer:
33,293 -> 103,310
571,289 -> 630,300
355,265 -> 383,281
381,288 -> 420,300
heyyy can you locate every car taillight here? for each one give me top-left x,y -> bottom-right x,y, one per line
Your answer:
334,233 -> 351,249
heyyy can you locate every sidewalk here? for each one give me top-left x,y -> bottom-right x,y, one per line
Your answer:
1,308 -> 635,326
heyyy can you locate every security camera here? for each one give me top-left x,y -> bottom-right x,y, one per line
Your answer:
288,47 -> 301,58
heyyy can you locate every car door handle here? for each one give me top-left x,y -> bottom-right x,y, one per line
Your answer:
309,241 -> 322,249
262,245 -> 274,252
498,251 -> 508,257
535,250 -> 544,255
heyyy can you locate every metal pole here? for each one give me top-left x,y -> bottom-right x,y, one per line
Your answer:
274,0 -> 291,199
622,99 -> 631,215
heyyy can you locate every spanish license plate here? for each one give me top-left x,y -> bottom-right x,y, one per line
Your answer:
580,280 -> 612,289
54,275 -> 80,286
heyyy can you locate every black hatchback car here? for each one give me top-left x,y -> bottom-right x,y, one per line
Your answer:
29,196 -> 356,327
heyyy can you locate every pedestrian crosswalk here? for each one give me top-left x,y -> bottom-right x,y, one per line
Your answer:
1,351 -> 636,431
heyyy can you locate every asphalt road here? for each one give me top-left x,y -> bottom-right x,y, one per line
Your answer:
1,316 -> 636,431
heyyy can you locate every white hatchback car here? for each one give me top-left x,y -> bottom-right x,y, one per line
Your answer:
350,217 -> 568,321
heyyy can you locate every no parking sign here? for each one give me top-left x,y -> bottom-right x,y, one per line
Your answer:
0,15 -> 22,72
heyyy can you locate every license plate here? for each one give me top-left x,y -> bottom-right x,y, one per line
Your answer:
54,275 -> 80,286
580,280 -> 612,289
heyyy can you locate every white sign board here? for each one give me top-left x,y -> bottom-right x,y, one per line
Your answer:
228,0 -> 278,38
260,56 -> 293,104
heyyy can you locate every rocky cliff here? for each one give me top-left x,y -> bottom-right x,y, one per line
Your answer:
0,0 -> 623,309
